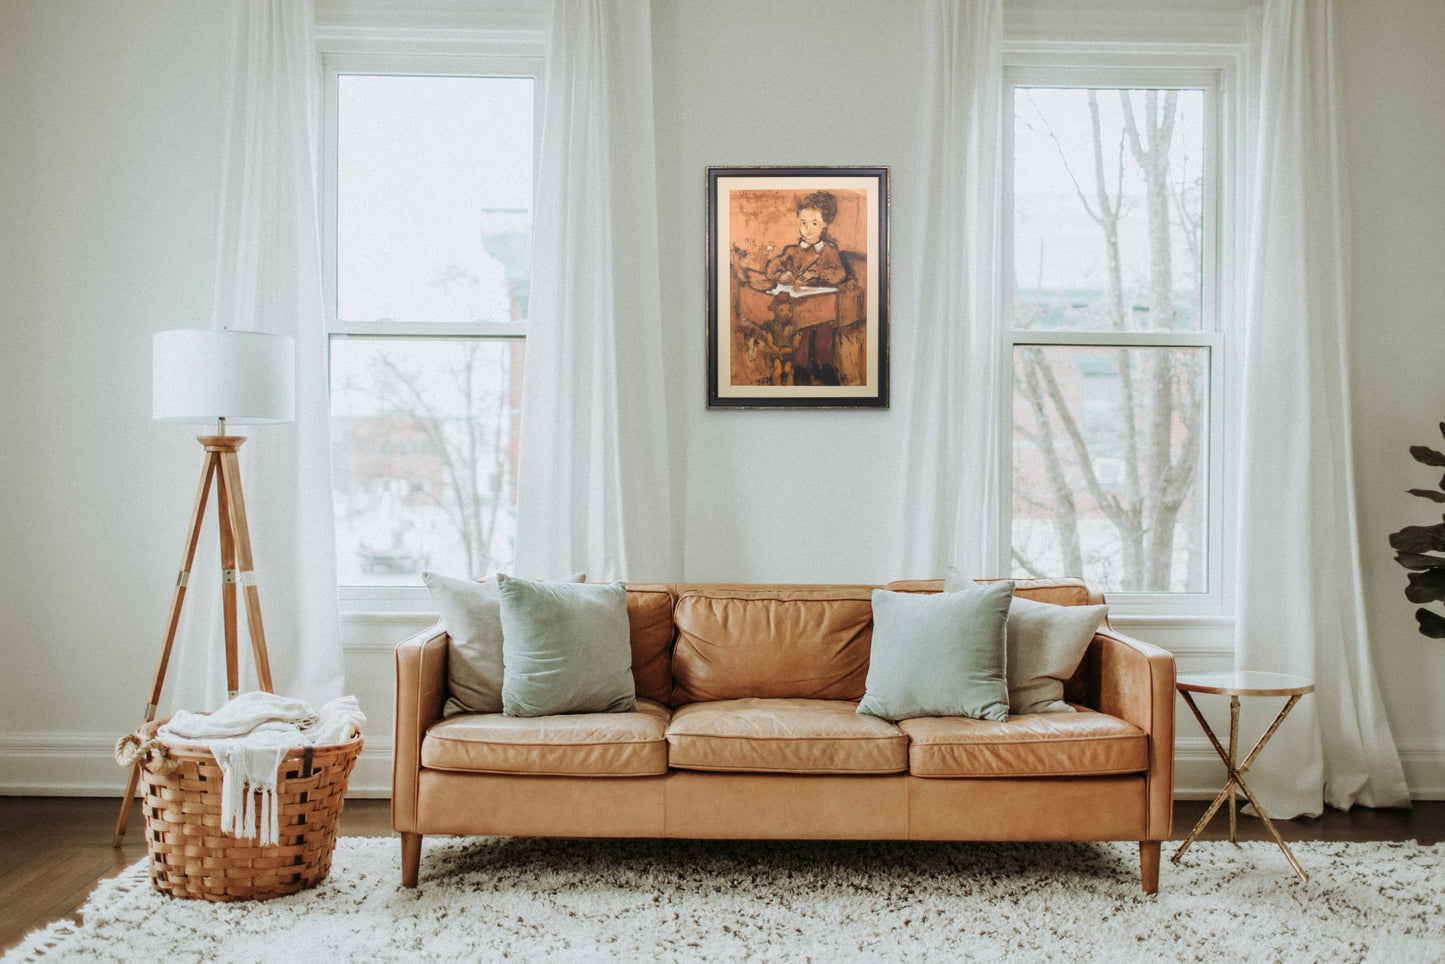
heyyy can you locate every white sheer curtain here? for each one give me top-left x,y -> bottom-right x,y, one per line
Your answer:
894,0 -> 1004,579
513,0 -> 676,582
1234,0 -> 1409,817
166,0 -> 343,712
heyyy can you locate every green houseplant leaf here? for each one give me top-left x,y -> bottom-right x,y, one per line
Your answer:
1393,552 -> 1445,571
1392,424 -> 1445,639
1416,608 -> 1445,638
1410,446 -> 1445,467
1406,568 -> 1445,604
1389,523 -> 1445,553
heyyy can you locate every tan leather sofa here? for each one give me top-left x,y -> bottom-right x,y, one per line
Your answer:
393,578 -> 1175,892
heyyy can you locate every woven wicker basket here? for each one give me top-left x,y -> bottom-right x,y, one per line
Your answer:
124,719 -> 362,901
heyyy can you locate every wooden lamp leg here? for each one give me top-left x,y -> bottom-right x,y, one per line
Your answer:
113,449 -> 218,846
114,435 -> 276,846
216,457 -> 241,699
218,447 -> 274,692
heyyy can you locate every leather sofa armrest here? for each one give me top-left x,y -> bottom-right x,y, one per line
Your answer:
392,621 -> 449,834
1083,628 -> 1176,841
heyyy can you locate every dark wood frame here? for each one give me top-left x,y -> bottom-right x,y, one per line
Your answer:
707,166 -> 889,409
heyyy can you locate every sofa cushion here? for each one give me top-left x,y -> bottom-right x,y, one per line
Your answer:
1001,596 -> 1107,714
423,571 -> 585,717
666,698 -> 908,774
886,576 -> 1100,609
942,571 -> 1107,715
421,698 -> 670,776
857,582 -> 1014,722
498,574 -> 637,717
898,709 -> 1149,778
670,589 -> 874,705
625,585 -> 677,705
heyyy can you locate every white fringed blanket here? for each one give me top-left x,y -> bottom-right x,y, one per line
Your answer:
156,692 -> 366,845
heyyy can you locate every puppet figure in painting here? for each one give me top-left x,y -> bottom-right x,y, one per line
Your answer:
751,292 -> 799,386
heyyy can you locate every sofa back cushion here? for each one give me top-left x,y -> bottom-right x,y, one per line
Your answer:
670,587 -> 874,706
884,577 -> 1101,609
625,585 -> 677,704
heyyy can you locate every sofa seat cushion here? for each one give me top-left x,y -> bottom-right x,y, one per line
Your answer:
421,698 -> 670,777
666,698 -> 908,774
898,708 -> 1148,778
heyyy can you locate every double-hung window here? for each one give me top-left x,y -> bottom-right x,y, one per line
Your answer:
1003,58 -> 1236,612
322,51 -> 540,596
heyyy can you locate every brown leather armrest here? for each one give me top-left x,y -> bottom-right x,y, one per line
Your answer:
1083,628 -> 1175,840
392,622 -> 449,834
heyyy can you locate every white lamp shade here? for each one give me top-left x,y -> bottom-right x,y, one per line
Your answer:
153,328 -> 296,425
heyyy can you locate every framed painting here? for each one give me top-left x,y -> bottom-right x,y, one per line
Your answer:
707,166 -> 889,409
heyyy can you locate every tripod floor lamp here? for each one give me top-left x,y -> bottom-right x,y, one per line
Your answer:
114,327 -> 296,845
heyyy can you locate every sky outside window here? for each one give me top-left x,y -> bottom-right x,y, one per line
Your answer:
336,74 -> 533,324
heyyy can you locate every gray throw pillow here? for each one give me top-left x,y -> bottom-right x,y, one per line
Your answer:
857,581 -> 1014,722
1004,596 -> 1107,714
497,573 -> 637,717
942,569 -> 1106,714
423,571 -> 584,717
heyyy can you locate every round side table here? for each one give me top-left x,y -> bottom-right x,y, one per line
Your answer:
1171,671 -> 1315,882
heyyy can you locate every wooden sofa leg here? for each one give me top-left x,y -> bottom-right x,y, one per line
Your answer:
401,832 -> 423,888
1139,840 -> 1161,894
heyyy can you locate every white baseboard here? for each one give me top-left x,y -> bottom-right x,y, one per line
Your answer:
2,733 -> 1441,801
1172,737 -> 1445,801
1397,741 -> 1445,800
347,747 -> 394,798
0,732 -> 395,799
0,732 -> 124,796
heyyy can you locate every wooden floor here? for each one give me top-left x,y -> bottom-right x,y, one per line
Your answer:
2,797 -> 1440,954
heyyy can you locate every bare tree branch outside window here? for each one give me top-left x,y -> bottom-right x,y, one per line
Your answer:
1011,88 -> 1208,593
328,74 -> 533,587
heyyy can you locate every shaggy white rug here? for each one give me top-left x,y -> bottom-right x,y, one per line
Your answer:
6,837 -> 1443,963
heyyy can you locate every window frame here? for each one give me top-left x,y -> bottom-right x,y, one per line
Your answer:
999,48 -> 1244,618
319,46 -> 543,608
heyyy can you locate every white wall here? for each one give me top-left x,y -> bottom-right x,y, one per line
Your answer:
1,0 -> 1442,799
0,1 -> 226,789
1336,0 -> 1445,795
652,0 -> 928,585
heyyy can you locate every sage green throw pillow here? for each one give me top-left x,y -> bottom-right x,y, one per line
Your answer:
423,571 -> 584,717
857,580 -> 1014,722
497,573 -> 637,717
